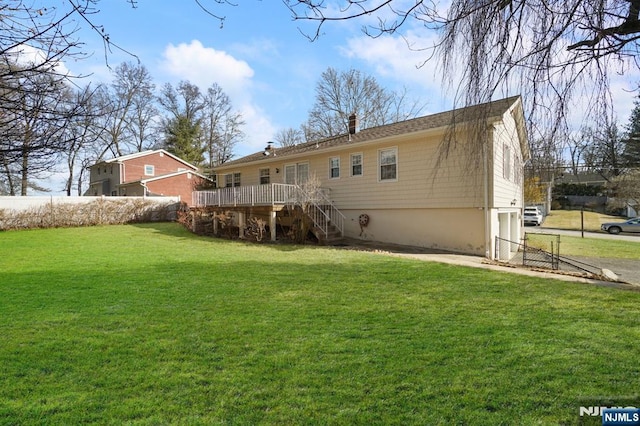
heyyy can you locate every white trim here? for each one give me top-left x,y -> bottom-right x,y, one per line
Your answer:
122,170 -> 212,185
259,167 -> 270,185
98,149 -> 199,171
378,147 -> 398,182
284,162 -> 309,185
350,152 -> 363,177
329,156 -> 340,179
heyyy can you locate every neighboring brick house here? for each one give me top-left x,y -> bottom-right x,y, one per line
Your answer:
86,150 -> 211,206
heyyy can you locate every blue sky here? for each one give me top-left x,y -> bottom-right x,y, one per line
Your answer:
38,0 -> 640,194
67,1 -> 464,157
69,1 -> 640,155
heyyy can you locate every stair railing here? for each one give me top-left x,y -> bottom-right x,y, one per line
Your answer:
291,186 -> 345,240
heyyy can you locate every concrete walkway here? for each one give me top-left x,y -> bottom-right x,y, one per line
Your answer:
337,238 -> 640,291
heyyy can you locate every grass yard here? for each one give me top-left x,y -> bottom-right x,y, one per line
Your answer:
1,223 -> 640,424
525,233 -> 640,259
540,210 -> 623,232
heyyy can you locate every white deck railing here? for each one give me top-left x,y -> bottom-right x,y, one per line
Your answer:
192,183 -> 299,207
192,183 -> 345,238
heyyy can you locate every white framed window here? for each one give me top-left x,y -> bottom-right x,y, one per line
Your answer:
259,168 -> 270,185
285,163 -> 309,185
379,147 -> 397,181
224,173 -> 241,187
144,165 -> 154,176
329,157 -> 340,179
350,153 -> 363,177
503,144 -> 511,180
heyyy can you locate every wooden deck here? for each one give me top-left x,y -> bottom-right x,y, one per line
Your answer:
192,183 -> 345,243
192,183 -> 298,208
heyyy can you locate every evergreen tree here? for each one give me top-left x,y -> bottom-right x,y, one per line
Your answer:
163,115 -> 205,166
624,98 -> 640,168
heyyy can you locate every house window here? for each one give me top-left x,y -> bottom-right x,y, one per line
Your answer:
329,157 -> 340,179
379,148 -> 397,181
259,168 -> 270,185
285,163 -> 309,185
144,165 -> 155,176
514,154 -> 522,185
503,144 -> 511,180
225,173 -> 241,187
350,153 -> 363,177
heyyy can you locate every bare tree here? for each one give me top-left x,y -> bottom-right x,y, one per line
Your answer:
285,0 -> 640,147
0,66 -> 81,195
124,64 -> 158,153
525,135 -> 565,184
609,169 -> 640,208
159,81 -> 205,123
60,83 -> 106,196
93,62 -> 157,159
590,121 -> 625,176
302,67 -> 424,140
201,83 -> 244,172
274,127 -> 304,147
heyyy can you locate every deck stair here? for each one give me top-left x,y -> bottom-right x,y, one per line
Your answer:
192,183 -> 345,243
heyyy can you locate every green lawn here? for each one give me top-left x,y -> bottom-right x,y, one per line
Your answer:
1,223 -> 639,424
525,233 -> 640,259
541,210 -> 623,232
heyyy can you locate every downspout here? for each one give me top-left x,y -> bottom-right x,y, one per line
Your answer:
483,137 -> 491,259
118,161 -> 125,196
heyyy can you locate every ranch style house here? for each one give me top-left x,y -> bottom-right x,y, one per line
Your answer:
194,96 -> 530,260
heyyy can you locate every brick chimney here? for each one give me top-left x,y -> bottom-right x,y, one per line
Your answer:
348,113 -> 358,135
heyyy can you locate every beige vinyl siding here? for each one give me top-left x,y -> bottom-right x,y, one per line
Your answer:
492,111 -> 525,208
216,131 -> 484,210
322,133 -> 483,210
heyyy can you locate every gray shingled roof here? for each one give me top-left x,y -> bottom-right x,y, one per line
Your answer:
219,96 -> 521,168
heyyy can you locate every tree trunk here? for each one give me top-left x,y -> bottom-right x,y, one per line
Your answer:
21,147 -> 28,196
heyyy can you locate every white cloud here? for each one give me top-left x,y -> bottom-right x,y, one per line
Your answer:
160,40 -> 276,156
339,31 -> 455,112
8,44 -> 70,76
161,40 -> 254,102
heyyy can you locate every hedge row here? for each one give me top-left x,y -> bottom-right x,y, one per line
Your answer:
0,198 -> 182,231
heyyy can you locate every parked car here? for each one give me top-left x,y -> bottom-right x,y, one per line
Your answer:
523,207 -> 543,226
600,217 -> 640,234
